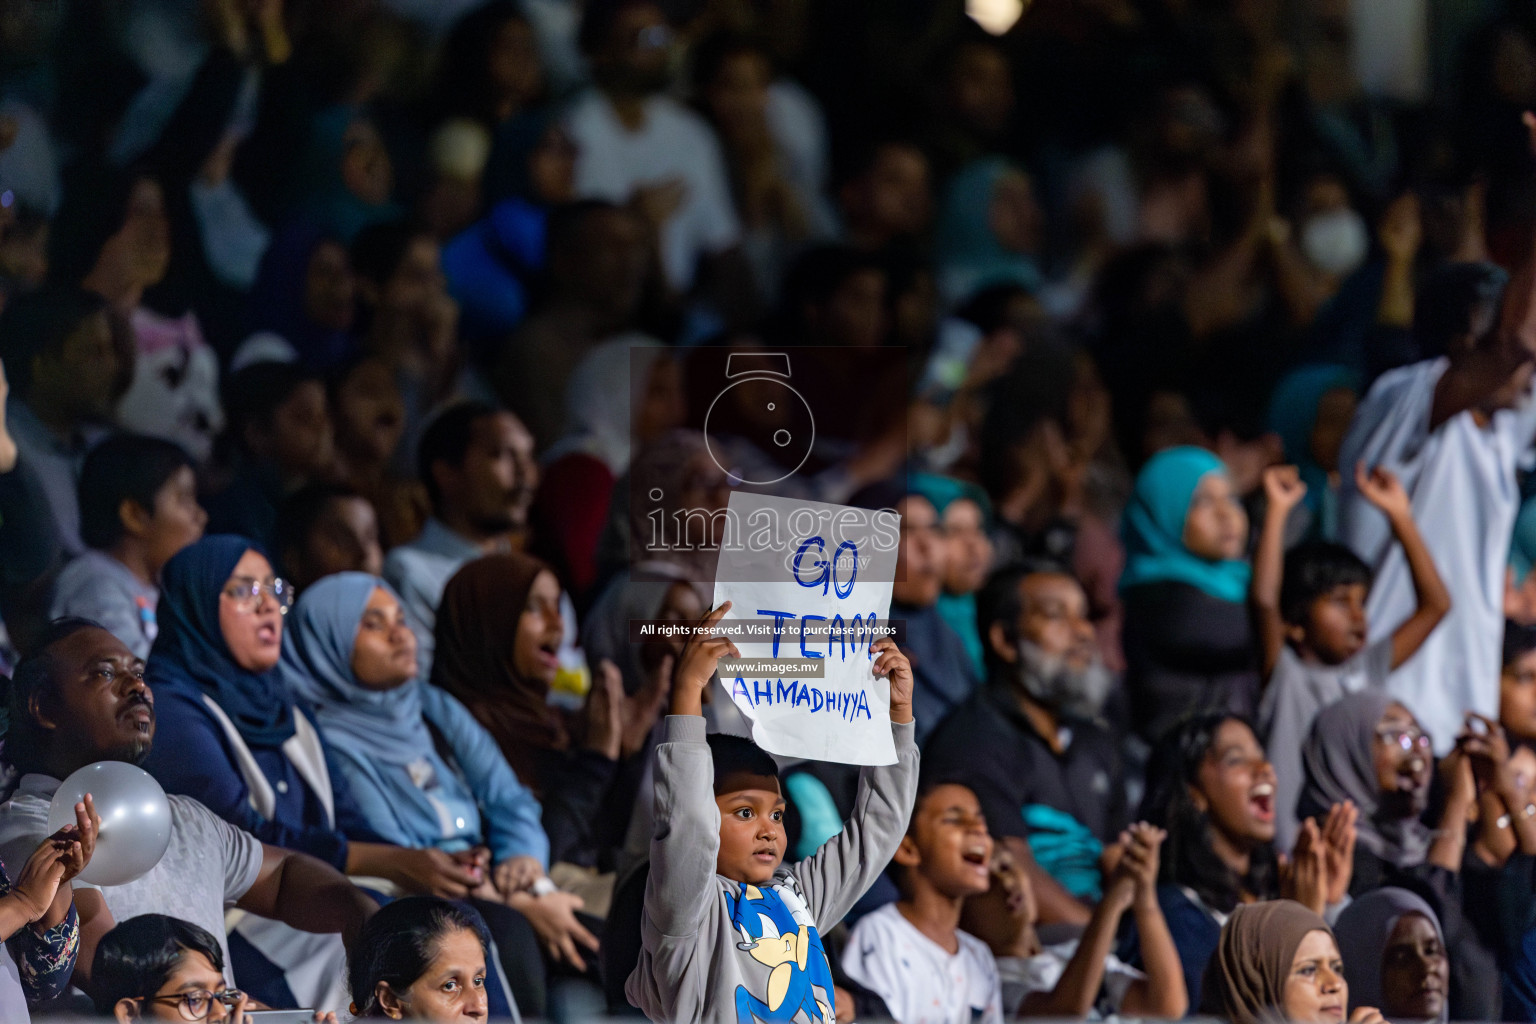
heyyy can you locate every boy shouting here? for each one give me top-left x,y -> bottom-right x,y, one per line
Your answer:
625,601 -> 919,1023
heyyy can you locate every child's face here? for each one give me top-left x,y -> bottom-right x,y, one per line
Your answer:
140,466 -> 206,572
896,784 -> 993,899
1182,473 -> 1248,562
1502,650 -> 1536,741
121,950 -> 233,1022
1292,583 -> 1368,665
715,773 -> 786,885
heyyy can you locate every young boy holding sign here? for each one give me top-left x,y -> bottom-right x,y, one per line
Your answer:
625,601 -> 920,1024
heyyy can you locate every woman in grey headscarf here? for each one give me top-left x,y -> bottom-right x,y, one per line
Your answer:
1298,690 -> 1434,879
1334,888 -> 1449,1024
1298,691 -> 1502,1020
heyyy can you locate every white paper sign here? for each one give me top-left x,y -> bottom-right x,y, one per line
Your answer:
711,491 -> 899,765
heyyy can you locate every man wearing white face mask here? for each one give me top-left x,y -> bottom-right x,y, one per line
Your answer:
924,562 -> 1127,928
1301,204 -> 1371,279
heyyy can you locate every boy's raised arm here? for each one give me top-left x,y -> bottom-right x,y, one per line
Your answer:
794,639 -> 921,926
1355,464 -> 1451,669
646,603 -> 740,937
1254,466 -> 1307,680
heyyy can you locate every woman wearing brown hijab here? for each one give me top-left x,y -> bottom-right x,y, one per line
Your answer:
1202,900 -> 1385,1024
432,552 -> 669,872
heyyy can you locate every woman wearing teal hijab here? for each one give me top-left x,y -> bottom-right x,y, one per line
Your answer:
935,157 -> 1043,308
1266,365 -> 1359,542
909,473 -> 994,678
1120,447 -> 1260,739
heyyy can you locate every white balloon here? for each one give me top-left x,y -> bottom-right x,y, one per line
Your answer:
47,762 -> 172,887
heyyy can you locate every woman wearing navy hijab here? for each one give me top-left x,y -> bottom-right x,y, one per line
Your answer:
141,536 -> 498,1009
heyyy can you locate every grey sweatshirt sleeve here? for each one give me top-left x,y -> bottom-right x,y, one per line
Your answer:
643,715 -> 722,937
792,721 -> 919,927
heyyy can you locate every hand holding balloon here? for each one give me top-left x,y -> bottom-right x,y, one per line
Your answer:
47,762 -> 171,887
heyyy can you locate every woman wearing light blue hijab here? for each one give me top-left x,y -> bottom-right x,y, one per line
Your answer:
281,572 -> 549,880
935,157 -> 1043,308
1120,447 -> 1259,739
281,572 -> 599,1015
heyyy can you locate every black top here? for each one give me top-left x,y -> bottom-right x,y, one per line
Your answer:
923,680 -> 1128,846
1121,580 -> 1260,742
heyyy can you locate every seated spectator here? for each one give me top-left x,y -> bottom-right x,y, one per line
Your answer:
1501,621 -> 1536,745
565,1 -> 741,293
276,482 -> 384,592
51,433 -> 206,659
326,356 -> 425,550
0,285 -> 118,559
835,139 -> 933,256
204,362 -> 334,553
935,157 -> 1044,309
433,553 -> 667,875
533,337 -> 682,599
138,536 -> 477,1007
1120,446 -> 1259,742
1201,900 -> 1381,1024
693,31 -> 835,297
349,222 -> 467,458
245,223 -> 358,373
1253,463 -> 1449,849
492,201 -> 652,448
282,572 -> 597,1010
853,480 -> 978,743
90,914 -> 337,1023
52,168 -> 222,463
1299,691 -> 1508,1019
0,620 -> 375,1007
1127,713 -> 1355,1011
771,245 -> 888,349
1264,365 -> 1359,542
910,473 -> 995,679
297,109 -> 402,244
347,897 -> 494,1021
924,564 -> 1121,924
383,402 -> 537,675
1333,888 -> 1449,1024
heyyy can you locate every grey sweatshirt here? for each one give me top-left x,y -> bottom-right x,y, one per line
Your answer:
625,715 -> 920,1023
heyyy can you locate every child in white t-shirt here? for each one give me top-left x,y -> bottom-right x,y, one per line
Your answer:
841,782 -> 1003,1024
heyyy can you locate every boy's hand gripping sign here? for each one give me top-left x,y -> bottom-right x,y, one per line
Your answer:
711,491 -> 899,765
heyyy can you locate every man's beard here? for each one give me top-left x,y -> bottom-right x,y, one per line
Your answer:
1013,639 -> 1115,721
105,738 -> 153,767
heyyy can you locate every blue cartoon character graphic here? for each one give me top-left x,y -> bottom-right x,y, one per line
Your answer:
727,879 -> 836,1024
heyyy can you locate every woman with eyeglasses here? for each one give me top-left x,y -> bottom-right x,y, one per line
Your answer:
1118,713 -> 1356,1012
92,913 -> 336,1023
139,535 -> 504,1012
1299,690 -> 1515,1019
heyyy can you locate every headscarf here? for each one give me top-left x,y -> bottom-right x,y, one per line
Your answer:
485,108 -> 559,204
1203,900 -> 1336,1024
1510,495 -> 1536,586
147,534 -> 296,748
1120,446 -> 1251,602
1267,365 -> 1359,539
543,335 -> 671,475
431,553 -> 566,783
1298,690 -> 1431,869
1333,887 -> 1446,1020
908,472 -> 992,677
935,157 -> 1042,308
279,573 -> 433,765
247,221 -> 355,372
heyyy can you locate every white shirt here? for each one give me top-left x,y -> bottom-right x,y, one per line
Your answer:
997,941 -> 1144,1019
1337,358 -> 1536,753
564,90 -> 740,289
842,903 -> 1003,1024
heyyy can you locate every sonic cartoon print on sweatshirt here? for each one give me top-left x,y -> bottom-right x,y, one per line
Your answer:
727,877 -> 836,1024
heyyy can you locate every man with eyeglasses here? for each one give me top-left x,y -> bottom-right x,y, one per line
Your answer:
0,619 -> 376,1006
